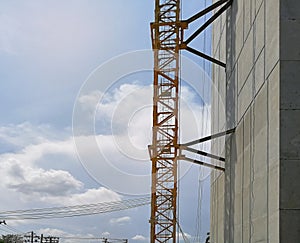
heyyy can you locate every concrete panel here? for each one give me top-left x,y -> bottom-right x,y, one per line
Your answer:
251,0 -> 256,24
244,108 -> 251,149
220,26 -> 226,63
243,109 -> 251,243
254,50 -> 265,95
265,0 -> 279,78
268,63 -> 279,166
217,175 -> 225,200
268,162 -> 279,215
280,210 -> 300,243
280,61 -> 300,109
212,21 -> 218,56
226,66 -> 237,129
280,19 -> 300,60
217,187 -> 225,243
238,72 -> 253,121
236,120 -> 243,170
234,191 -> 242,225
253,84 -> 268,173
253,123 -> 268,174
237,29 -> 254,92
280,110 -> 300,159
280,160 -> 300,209
219,70 -> 226,131
254,3 -> 265,61
252,173 -> 268,220
252,215 -> 268,243
235,156 -> 243,194
269,211 -> 279,243
244,0 -> 252,39
211,66 -> 219,135
281,0 -> 300,20
242,224 -> 250,243
255,0 -> 264,15
230,0 -> 242,27
210,181 -> 217,243
212,17 -> 221,57
226,8 -> 235,75
242,187 -> 250,227
233,224 -> 242,243
218,211 -> 225,243
243,138 -> 251,189
234,15 -> 245,63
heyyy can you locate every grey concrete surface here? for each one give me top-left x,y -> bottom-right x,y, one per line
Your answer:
210,0 -> 300,242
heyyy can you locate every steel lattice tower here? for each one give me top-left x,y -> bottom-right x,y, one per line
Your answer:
149,1 -> 233,242
149,1 -> 181,242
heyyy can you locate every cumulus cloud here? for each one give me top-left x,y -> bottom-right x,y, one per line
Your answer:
0,123 -> 122,205
73,82 -> 211,194
0,122 -> 69,154
51,187 -> 121,206
0,131 -> 80,199
109,216 -> 131,225
9,169 -> 83,196
132,235 -> 147,241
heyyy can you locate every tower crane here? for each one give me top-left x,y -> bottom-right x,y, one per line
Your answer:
149,1 -> 182,243
149,1 -> 234,243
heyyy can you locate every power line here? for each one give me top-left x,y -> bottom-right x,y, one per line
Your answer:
2,224 -> 24,234
0,197 -> 150,220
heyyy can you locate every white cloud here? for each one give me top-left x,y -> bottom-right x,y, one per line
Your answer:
78,90 -> 104,117
132,235 -> 147,241
73,83 -> 211,194
0,134 -> 80,199
53,187 -> 121,206
101,232 -> 110,237
9,168 -> 83,196
109,216 -> 131,225
0,122 -> 68,151
0,123 -> 122,205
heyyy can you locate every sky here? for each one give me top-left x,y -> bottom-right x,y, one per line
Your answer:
0,1 -> 217,243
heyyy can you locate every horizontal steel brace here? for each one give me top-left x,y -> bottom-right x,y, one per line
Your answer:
184,0 -> 233,45
184,46 -> 226,68
181,128 -> 235,147
178,155 -> 225,171
185,0 -> 230,24
179,146 -> 225,162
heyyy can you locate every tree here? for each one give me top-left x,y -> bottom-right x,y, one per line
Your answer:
1,234 -> 23,243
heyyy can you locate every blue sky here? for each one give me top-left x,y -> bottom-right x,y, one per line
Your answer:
0,1 -> 214,242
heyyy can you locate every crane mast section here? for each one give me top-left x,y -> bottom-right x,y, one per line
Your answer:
150,1 -> 183,243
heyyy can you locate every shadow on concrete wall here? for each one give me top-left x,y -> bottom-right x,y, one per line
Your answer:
224,0 -> 238,242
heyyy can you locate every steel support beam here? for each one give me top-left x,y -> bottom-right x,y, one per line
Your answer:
184,0 -> 233,45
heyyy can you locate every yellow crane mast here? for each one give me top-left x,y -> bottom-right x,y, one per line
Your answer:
149,1 -> 183,242
149,1 -> 234,242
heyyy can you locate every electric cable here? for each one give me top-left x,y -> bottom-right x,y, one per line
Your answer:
176,220 -> 189,243
2,224 -> 24,234
0,197 -> 150,221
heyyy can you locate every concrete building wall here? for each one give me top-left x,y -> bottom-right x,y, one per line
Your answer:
209,0 -> 300,242
279,1 -> 300,241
